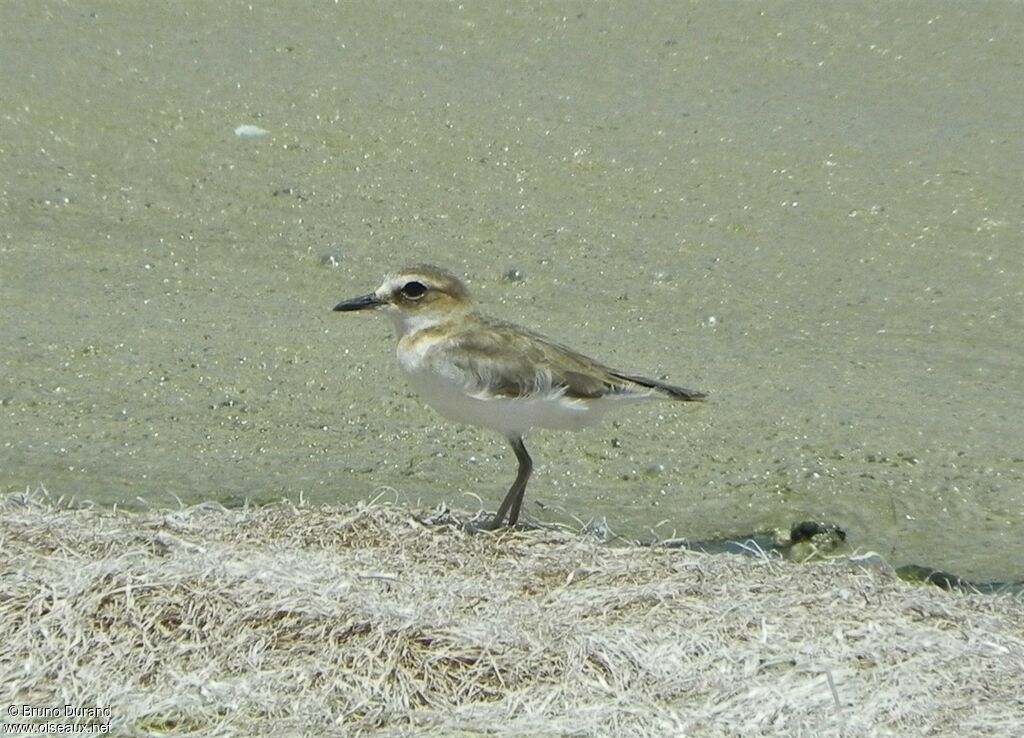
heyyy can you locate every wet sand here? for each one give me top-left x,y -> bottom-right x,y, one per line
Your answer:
2,3 -> 1021,581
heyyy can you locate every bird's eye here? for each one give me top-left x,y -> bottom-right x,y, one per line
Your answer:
400,281 -> 428,299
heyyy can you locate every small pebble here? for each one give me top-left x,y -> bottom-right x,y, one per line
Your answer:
501,268 -> 526,283
643,462 -> 666,478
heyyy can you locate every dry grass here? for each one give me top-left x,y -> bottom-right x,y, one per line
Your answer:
2,491 -> 1022,737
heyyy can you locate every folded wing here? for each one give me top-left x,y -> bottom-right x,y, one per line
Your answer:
439,318 -> 705,402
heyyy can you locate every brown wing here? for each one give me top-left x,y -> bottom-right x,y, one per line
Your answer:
436,322 -> 605,398
439,317 -> 703,401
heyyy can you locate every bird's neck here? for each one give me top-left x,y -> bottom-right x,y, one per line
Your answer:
389,306 -> 475,340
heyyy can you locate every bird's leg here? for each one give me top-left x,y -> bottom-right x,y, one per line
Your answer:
505,436 -> 533,526
488,435 -> 533,529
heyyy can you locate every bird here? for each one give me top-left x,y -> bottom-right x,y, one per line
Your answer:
334,264 -> 705,529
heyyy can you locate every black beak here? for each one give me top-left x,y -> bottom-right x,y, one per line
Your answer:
334,293 -> 383,312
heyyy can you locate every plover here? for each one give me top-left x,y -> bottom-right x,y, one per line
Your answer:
334,264 -> 705,528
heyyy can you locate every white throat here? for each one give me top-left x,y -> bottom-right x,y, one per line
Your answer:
385,306 -> 459,338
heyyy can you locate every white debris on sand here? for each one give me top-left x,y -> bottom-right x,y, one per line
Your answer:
2,493 -> 1022,737
233,124 -> 269,138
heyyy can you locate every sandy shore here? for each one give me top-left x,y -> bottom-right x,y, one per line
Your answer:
2,493 -> 1022,737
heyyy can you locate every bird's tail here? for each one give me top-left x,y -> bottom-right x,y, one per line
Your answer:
613,372 -> 706,401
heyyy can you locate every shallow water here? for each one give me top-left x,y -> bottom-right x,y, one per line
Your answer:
2,2 -> 1021,580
